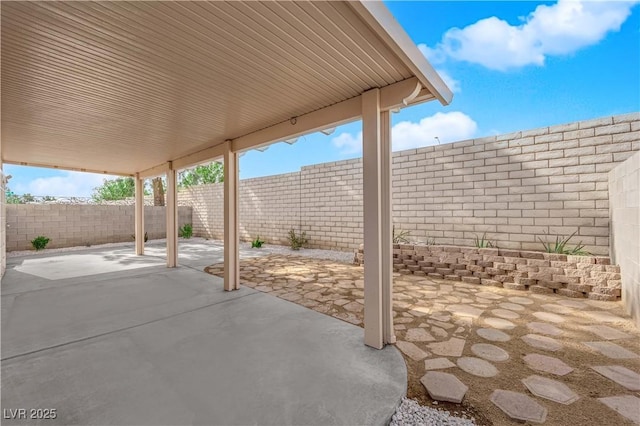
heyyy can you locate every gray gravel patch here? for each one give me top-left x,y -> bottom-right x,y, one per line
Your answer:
390,398 -> 476,426
8,237 -> 356,264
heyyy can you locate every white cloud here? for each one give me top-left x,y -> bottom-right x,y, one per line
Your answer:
331,131 -> 363,155
424,0 -> 639,70
331,111 -> 477,154
14,171 -> 117,198
392,112 -> 477,151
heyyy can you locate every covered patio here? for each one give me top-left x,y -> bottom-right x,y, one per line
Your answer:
1,0 -> 451,349
1,242 -> 406,425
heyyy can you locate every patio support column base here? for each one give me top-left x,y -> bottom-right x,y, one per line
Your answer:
224,141 -> 240,291
166,164 -> 178,268
134,174 -> 145,255
362,88 -> 394,349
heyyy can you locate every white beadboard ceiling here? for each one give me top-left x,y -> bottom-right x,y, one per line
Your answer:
1,1 -> 451,175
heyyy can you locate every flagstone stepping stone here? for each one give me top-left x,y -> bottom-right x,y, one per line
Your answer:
491,309 -> 520,320
471,343 -> 510,362
446,304 -> 484,319
428,320 -> 455,330
394,324 -> 406,331
522,375 -> 579,405
591,366 -> 640,391
395,341 -> 430,361
477,328 -> 511,342
582,311 -> 627,323
499,302 -> 525,311
490,390 -> 547,424
581,325 -> 633,340
457,357 -> 498,377
420,371 -> 468,403
431,326 -> 449,338
524,354 -> 573,376
541,304 -> 574,315
584,342 -> 639,359
333,312 -> 361,325
409,307 -> 431,317
430,313 -> 452,322
522,334 -> 563,351
483,317 -> 516,330
556,299 -> 588,309
476,291 -> 503,300
424,357 -> 456,370
598,395 -> 640,425
508,296 -> 534,305
532,311 -> 565,323
527,322 -> 563,336
395,317 -> 414,324
428,337 -> 466,357
405,328 -> 436,342
475,298 -> 493,305
333,299 -> 350,306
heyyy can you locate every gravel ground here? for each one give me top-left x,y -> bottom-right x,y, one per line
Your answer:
8,237 -> 356,264
390,398 -> 476,426
240,241 -> 355,263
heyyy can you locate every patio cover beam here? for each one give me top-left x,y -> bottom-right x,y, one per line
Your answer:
362,88 -> 394,349
232,77 -> 430,154
223,141 -> 240,291
134,174 -> 145,256
166,164 -> 178,268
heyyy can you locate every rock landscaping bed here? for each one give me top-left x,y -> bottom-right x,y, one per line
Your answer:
206,254 -> 640,425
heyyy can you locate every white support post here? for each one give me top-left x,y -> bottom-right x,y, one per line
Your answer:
223,141 -> 240,291
166,164 -> 178,268
362,88 -> 384,349
134,174 -> 145,255
380,110 -> 395,344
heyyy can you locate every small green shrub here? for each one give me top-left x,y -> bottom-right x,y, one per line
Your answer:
130,232 -> 149,242
251,236 -> 265,248
474,232 -> 495,248
287,229 -> 308,250
393,225 -> 411,244
179,223 -> 193,239
31,236 -> 50,251
538,231 -> 590,255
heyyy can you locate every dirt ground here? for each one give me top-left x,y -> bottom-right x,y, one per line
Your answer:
206,254 -> 640,425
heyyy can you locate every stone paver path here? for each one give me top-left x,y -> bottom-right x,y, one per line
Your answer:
206,254 -> 640,425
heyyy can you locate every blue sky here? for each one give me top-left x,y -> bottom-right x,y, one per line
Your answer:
5,0 -> 640,197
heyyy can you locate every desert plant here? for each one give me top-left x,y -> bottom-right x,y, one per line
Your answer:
251,235 -> 265,248
287,229 -> 308,250
423,236 -> 436,246
538,231 -> 590,255
31,235 -> 50,251
179,223 -> 193,239
393,225 -> 411,244
130,232 -> 149,242
474,232 -> 495,248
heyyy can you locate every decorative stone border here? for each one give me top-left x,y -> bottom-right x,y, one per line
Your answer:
354,244 -> 622,301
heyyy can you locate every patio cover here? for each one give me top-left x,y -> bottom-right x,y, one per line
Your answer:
1,1 -> 452,348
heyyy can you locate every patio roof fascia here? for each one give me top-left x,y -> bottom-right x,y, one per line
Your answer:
347,1 -> 453,106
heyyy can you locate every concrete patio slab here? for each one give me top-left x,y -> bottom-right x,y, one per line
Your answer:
2,244 -> 406,426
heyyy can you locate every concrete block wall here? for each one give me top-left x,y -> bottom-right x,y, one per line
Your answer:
609,150 -> 640,325
1,170 -> 6,276
179,172 -> 301,245
178,112 -> 640,254
6,205 -> 191,251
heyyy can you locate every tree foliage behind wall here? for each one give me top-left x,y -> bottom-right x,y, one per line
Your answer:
179,162 -> 224,188
91,177 -> 137,202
